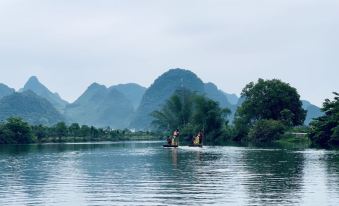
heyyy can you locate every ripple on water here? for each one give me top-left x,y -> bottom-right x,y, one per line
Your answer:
0,142 -> 339,206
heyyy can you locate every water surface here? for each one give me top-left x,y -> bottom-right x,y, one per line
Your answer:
0,141 -> 338,205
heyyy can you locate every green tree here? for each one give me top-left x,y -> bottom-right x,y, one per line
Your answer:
80,125 -> 91,137
31,124 -> 48,142
0,121 -> 13,144
0,117 -> 33,144
192,95 -> 230,144
234,79 -> 306,141
152,90 -> 230,144
69,123 -> 81,137
55,122 -> 67,142
90,126 -> 99,139
248,119 -> 286,143
151,89 -> 194,132
309,92 -> 339,147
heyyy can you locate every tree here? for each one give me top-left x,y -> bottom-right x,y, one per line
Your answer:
248,119 -> 286,143
55,122 -> 67,142
309,92 -> 339,147
151,89 -> 194,132
31,124 -> 48,142
234,79 -> 306,142
69,123 -> 81,137
152,89 -> 230,144
0,117 -> 33,144
0,121 -> 13,144
80,125 -> 91,137
192,95 -> 230,144
90,126 -> 99,139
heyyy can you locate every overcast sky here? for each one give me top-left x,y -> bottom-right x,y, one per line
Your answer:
0,0 -> 338,106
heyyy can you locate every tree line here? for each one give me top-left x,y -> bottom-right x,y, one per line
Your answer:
0,119 -> 155,144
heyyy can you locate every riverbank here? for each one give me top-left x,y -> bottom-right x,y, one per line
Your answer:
37,134 -> 161,143
274,133 -> 311,149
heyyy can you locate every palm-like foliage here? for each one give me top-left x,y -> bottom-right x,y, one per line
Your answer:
151,89 -> 230,144
192,96 -> 230,143
151,89 -> 194,131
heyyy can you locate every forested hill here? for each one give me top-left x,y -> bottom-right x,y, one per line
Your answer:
0,70 -> 323,129
302,100 -> 323,125
21,76 -> 68,112
0,90 -> 64,125
204,82 -> 238,119
129,68 -> 239,130
110,83 -> 146,110
0,83 -> 15,99
64,83 -> 134,129
129,69 -> 205,130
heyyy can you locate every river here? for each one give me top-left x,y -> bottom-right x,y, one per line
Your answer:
0,141 -> 338,205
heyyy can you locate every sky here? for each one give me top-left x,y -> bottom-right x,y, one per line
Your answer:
0,0 -> 338,106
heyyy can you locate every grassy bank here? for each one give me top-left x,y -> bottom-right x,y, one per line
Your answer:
275,133 -> 311,149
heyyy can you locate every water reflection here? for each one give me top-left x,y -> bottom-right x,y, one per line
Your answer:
326,151 -> 339,193
325,151 -> 339,204
242,149 -> 305,205
298,149 -> 339,205
0,142 -> 339,205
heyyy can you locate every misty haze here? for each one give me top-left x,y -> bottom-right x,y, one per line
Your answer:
0,1 -> 338,206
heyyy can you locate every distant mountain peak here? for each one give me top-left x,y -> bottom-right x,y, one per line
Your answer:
24,76 -> 44,89
22,76 -> 68,112
0,83 -> 15,99
161,68 -> 199,78
130,68 -> 206,130
28,75 -> 39,82
88,82 -> 107,90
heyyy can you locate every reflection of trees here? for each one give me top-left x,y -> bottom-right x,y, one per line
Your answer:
146,147 -> 225,205
325,152 -> 339,201
0,144 -> 56,204
0,143 -> 115,205
243,149 -> 305,205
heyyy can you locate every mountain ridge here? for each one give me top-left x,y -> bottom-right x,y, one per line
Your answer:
110,83 -> 146,110
0,71 -> 323,128
64,82 -> 134,129
0,83 -> 15,100
21,76 -> 68,112
0,90 -> 64,125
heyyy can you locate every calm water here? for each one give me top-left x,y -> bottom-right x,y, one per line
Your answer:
0,141 -> 338,206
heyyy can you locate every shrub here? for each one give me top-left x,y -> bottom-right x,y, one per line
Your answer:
248,119 -> 286,143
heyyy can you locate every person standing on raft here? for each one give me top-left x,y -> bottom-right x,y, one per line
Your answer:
172,129 -> 180,146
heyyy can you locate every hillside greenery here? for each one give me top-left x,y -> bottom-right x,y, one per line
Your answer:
130,68 -> 237,130
0,70 -> 322,132
0,70 -> 329,148
22,76 -> 68,112
0,91 -> 64,125
0,83 -> 15,99
111,83 -> 146,110
309,92 -> 339,148
64,83 -> 135,129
